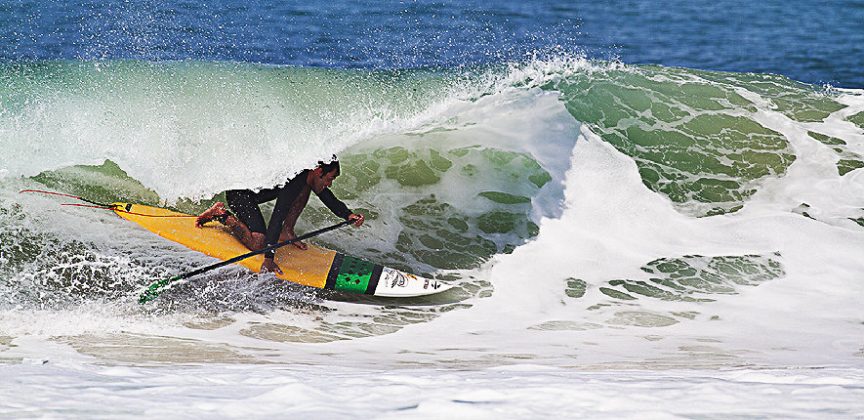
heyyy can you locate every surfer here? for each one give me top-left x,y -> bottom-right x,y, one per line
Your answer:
195,157 -> 365,274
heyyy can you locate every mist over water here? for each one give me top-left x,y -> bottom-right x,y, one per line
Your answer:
1,2 -> 863,418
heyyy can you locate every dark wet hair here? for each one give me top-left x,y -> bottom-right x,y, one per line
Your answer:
317,155 -> 340,176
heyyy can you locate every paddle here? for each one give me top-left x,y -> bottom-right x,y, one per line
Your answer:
138,220 -> 353,304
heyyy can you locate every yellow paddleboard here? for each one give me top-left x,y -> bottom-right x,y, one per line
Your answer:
112,203 -> 451,297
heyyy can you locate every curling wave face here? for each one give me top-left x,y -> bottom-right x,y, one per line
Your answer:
1,57 -> 863,369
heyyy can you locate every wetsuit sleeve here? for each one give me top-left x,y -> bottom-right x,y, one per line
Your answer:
316,188 -> 353,220
264,173 -> 307,259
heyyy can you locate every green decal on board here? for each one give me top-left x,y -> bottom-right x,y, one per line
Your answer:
334,255 -> 375,293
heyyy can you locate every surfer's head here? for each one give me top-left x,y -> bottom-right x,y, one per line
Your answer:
309,155 -> 340,192
316,155 -> 340,177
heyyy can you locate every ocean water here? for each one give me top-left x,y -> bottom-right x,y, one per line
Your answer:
1,2 -> 864,418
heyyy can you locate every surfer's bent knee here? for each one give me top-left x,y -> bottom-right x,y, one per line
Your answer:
250,232 -> 266,250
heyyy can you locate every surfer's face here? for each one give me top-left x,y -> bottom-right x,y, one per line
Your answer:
310,168 -> 338,193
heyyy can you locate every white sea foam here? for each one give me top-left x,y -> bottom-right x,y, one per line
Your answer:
1,363 -> 862,418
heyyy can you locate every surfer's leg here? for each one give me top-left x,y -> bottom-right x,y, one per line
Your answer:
195,202 -> 228,227
225,190 -> 268,251
223,216 -> 265,250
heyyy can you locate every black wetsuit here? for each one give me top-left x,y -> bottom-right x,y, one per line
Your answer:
225,169 -> 352,258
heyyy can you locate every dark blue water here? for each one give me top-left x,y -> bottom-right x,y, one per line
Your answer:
1,1 -> 862,87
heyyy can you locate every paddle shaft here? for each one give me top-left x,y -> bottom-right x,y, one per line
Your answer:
139,220 -> 353,303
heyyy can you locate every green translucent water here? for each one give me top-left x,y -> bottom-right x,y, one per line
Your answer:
325,146 -> 551,269
30,160 -> 161,206
808,131 -> 864,176
693,70 -> 846,122
549,65 -> 851,216
597,253 -> 784,302
849,111 -> 864,129
564,278 -> 587,299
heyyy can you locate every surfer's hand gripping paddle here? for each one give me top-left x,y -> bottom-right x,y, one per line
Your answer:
138,220 -> 353,304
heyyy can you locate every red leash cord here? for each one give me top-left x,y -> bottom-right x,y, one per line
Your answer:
21,189 -> 198,218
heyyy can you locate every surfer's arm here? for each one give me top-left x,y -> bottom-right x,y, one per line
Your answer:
317,188 -> 364,227
263,175 -> 306,259
316,188 -> 352,219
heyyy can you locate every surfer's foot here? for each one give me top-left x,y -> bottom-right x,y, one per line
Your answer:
196,202 -> 227,227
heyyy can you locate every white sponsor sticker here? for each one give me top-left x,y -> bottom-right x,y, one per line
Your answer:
374,267 -> 449,296
380,267 -> 413,289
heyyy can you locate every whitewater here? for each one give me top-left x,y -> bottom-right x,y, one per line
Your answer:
1,57 -> 863,417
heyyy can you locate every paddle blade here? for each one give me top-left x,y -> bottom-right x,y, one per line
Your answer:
138,275 -> 181,304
